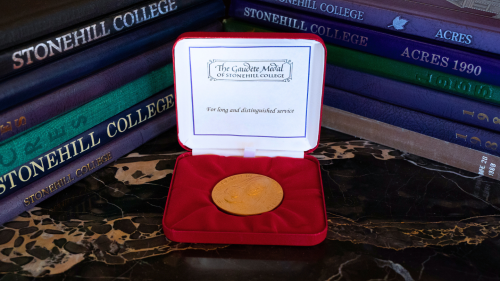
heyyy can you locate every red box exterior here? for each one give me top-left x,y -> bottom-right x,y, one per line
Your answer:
163,32 -> 327,246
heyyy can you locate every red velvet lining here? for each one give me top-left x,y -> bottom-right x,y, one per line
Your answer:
164,154 -> 326,237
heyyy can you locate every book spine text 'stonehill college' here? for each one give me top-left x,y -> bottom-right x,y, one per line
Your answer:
0,0 -> 202,80
254,0 -> 500,55
229,0 -> 500,87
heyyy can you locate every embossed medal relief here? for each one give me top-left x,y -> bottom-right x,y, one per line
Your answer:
212,174 -> 284,216
207,60 -> 293,82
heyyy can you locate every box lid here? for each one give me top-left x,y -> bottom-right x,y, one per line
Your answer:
173,32 -> 326,158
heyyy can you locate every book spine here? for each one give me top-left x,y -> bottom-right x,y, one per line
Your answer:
0,22 -> 222,143
0,0 -> 225,112
0,0 -> 206,80
0,107 -> 177,225
0,88 -> 176,202
322,106 -> 500,181
325,64 -> 500,134
0,63 -> 173,180
0,0 -> 145,50
224,19 -> 500,106
253,0 -> 500,55
323,86 -> 500,160
229,1 -> 500,88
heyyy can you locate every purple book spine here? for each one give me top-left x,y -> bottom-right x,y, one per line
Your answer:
229,0 -> 500,87
253,0 -> 500,55
0,0 -> 225,112
0,22 -> 221,143
0,110 -> 176,226
324,86 -> 500,159
325,64 -> 500,134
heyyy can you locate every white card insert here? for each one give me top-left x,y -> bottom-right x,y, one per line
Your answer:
174,38 -> 325,157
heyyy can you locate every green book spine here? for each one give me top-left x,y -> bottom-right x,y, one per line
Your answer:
224,19 -> 499,105
0,64 -> 174,175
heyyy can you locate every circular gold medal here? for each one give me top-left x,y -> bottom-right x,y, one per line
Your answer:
212,174 -> 283,216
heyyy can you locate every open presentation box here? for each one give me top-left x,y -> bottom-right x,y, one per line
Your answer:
163,32 -> 327,246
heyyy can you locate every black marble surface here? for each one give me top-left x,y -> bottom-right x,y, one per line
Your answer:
1,127 -> 499,280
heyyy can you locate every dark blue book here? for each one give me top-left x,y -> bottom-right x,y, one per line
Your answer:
0,22 -> 221,143
0,88 -> 175,201
323,86 -> 500,158
0,109 -> 177,226
325,64 -> 500,134
0,0 -> 145,50
229,0 -> 500,88
0,0 -> 225,112
253,0 -> 500,56
0,0 -> 208,80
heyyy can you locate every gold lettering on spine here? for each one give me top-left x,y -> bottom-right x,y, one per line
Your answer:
24,195 -> 35,206
127,113 -> 138,129
23,174 -> 73,206
18,166 -> 32,182
41,187 -> 50,196
70,140 -> 79,156
4,171 -> 18,189
0,179 -> 5,195
1,122 -> 12,135
75,152 -> 112,177
46,151 -> 59,169
146,103 -> 157,118
107,122 -> 117,138
15,117 -> 26,127
23,152 -> 112,206
57,144 -> 73,163
157,98 -> 166,113
30,157 -> 45,177
78,137 -> 90,153
136,109 -> 147,124
89,132 -> 101,147
166,94 -> 174,109
117,118 -> 128,133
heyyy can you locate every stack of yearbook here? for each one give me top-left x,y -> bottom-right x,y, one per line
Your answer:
226,0 -> 500,181
0,0 -> 225,224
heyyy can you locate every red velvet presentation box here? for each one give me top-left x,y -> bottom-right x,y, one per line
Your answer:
163,32 -> 327,246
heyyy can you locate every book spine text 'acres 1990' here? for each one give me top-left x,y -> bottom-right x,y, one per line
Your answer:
228,1 -> 500,88
253,0 -> 500,55
224,19 -> 500,108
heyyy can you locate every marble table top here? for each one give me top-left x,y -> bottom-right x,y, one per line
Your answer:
1,127 -> 499,280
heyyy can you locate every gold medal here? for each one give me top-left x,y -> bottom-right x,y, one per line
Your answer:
212,174 -> 284,216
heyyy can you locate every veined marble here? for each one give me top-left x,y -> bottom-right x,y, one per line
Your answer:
0,128 -> 499,280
